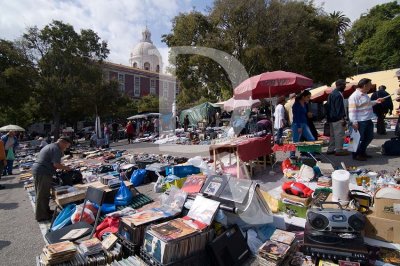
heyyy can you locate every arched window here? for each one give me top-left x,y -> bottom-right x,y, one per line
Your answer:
144,62 -> 150,71
156,65 -> 160,73
133,62 -> 138,68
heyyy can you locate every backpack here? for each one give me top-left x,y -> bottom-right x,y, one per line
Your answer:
382,137 -> 400,155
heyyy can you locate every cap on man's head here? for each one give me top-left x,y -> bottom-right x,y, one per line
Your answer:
59,136 -> 72,144
335,79 -> 346,87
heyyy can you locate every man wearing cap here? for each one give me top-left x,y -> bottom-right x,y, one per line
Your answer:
348,78 -> 384,161
32,136 -> 72,221
326,79 -> 350,156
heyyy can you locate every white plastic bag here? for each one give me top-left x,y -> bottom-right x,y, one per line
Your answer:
348,129 -> 360,152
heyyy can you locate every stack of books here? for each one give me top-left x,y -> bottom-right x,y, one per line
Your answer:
78,238 -> 103,256
257,229 -> 296,266
41,241 -> 77,265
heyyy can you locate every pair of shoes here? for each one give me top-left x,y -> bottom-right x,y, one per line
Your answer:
0,185 -> 5,189
335,150 -> 351,156
326,150 -> 335,155
363,154 -> 373,158
353,155 -> 367,161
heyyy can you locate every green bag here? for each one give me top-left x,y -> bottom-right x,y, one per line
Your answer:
6,149 -> 15,160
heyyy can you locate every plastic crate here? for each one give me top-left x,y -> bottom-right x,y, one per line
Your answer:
117,234 -> 140,257
296,144 -> 322,153
139,247 -> 210,266
165,165 -> 200,178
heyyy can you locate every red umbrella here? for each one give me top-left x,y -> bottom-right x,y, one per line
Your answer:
234,71 -> 313,99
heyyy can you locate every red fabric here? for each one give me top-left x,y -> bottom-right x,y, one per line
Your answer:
126,123 -> 134,134
94,217 -> 120,239
272,144 -> 296,152
234,71 -> 313,100
236,135 -> 272,162
282,181 -> 313,198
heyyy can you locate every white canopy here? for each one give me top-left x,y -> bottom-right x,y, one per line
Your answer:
223,97 -> 261,112
127,113 -> 161,120
0,124 -> 25,132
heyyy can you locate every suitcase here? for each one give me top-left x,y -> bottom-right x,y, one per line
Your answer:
382,137 -> 400,155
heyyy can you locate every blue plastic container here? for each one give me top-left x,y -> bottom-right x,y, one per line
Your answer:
165,165 -> 200,178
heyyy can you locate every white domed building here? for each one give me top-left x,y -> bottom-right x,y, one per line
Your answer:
129,27 -> 163,73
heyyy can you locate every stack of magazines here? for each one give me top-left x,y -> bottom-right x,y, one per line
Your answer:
78,238 -> 103,256
257,229 -> 296,266
142,196 -> 219,264
41,241 -> 77,265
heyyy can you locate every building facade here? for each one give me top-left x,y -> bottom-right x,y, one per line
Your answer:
102,27 -> 178,106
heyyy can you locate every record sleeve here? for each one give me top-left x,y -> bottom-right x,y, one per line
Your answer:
201,175 -> 230,197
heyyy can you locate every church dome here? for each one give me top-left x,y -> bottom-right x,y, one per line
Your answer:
129,27 -> 163,73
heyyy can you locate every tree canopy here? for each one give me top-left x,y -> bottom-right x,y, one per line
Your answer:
163,0 -> 351,109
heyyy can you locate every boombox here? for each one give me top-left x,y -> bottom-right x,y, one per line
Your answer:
306,203 -> 365,233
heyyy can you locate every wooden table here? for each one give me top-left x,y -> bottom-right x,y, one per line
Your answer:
210,135 -> 272,179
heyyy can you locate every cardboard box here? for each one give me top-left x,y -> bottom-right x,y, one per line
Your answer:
365,212 -> 400,243
374,197 -> 400,221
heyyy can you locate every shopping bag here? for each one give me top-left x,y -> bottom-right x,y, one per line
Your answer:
6,149 -> 15,160
348,129 -> 360,152
114,181 -> 133,206
130,169 -> 147,186
51,204 -> 76,231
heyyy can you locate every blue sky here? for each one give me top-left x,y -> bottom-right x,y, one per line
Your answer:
0,0 -> 393,68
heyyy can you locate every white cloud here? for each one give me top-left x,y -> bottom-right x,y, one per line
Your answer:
0,0 -> 194,67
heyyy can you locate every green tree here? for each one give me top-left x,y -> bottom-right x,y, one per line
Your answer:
329,11 -> 351,37
345,1 -> 400,73
0,39 -> 37,127
137,95 -> 160,113
163,0 -> 349,105
21,20 -> 109,138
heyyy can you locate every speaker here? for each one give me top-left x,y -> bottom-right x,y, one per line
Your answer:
307,211 -> 329,230
306,208 -> 365,232
348,213 -> 365,231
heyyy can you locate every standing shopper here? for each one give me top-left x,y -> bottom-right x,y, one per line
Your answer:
284,93 -> 296,126
1,131 -> 18,175
32,136 -> 72,221
126,121 -> 134,144
112,122 -> 119,142
371,85 -> 393,135
348,78 -> 384,161
326,79 -> 350,156
273,96 -> 286,144
0,139 -> 6,189
291,91 -> 315,157
103,123 -> 110,147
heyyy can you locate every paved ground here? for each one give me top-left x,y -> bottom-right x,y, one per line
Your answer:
0,131 -> 399,265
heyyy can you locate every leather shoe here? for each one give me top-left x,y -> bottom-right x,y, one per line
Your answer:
335,150 -> 350,156
353,155 -> 367,161
363,154 -> 373,158
36,217 -> 51,222
326,150 -> 335,155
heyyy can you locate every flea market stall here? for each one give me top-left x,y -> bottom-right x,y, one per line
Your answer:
15,138 -> 400,266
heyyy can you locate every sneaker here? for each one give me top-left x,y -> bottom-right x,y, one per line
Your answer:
363,153 -> 373,158
326,150 -> 335,155
335,150 -> 350,156
353,155 -> 367,161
